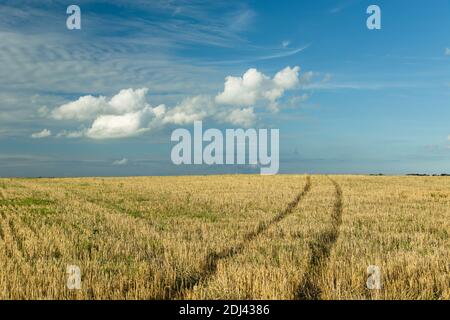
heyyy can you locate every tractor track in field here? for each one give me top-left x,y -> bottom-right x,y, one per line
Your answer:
295,176 -> 343,300
166,176 -> 312,300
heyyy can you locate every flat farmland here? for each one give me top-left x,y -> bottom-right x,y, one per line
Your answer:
0,175 -> 448,300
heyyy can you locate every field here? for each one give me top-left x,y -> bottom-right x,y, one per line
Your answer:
0,175 -> 449,300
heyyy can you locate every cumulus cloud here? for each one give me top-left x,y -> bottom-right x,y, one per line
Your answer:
112,158 -> 129,166
86,110 -> 150,139
50,88 -> 151,121
50,88 -> 165,139
109,88 -> 150,114
273,66 -> 300,89
162,95 -> 214,125
220,107 -> 256,128
216,68 -> 266,106
31,129 -> 51,139
46,66 -> 308,139
51,95 -> 109,121
215,66 -> 301,112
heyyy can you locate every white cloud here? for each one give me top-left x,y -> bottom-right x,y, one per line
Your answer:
216,68 -> 266,106
162,95 -> 214,125
112,158 -> 129,166
220,107 -> 256,128
215,66 -> 301,112
50,88 -> 167,139
51,95 -> 108,121
161,95 -> 258,127
50,88 -> 151,121
109,88 -> 150,114
0,3 -> 313,140
274,66 -> 300,89
31,129 -> 51,139
152,104 -> 166,118
86,110 -> 151,139
48,66 -> 308,139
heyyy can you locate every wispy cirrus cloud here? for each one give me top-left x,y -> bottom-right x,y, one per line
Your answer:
0,0 -> 302,140
329,0 -> 363,14
198,45 -> 310,66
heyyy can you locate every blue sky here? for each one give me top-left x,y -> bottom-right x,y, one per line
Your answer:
0,0 -> 449,177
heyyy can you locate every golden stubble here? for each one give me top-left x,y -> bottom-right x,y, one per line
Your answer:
0,175 -> 448,300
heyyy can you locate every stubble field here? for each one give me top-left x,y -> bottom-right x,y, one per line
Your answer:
0,175 -> 449,300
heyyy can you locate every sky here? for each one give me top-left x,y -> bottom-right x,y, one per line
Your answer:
0,0 -> 450,177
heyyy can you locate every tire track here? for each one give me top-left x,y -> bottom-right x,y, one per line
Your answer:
166,176 -> 312,300
295,176 -> 343,300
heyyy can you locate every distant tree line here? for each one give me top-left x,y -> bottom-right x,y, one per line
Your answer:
368,174 -> 450,177
406,174 -> 450,177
